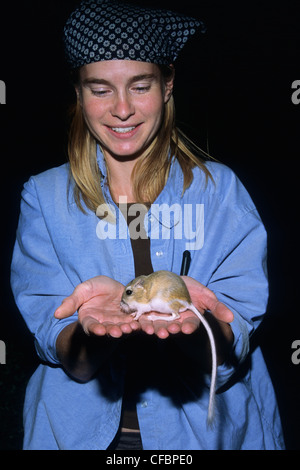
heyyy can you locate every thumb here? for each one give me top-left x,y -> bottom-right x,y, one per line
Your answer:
54,296 -> 80,319
211,301 -> 234,323
54,282 -> 93,318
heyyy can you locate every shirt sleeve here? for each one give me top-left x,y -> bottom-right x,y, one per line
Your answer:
10,177 -> 77,365
207,206 -> 268,388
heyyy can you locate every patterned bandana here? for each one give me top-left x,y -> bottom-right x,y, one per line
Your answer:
64,0 -> 205,68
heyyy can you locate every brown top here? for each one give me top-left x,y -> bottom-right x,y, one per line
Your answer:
118,203 -> 153,431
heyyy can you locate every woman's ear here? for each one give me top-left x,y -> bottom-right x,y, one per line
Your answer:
163,65 -> 175,103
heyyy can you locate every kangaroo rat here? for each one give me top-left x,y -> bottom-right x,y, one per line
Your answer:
120,270 -> 217,426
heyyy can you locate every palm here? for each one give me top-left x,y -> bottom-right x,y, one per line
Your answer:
55,276 -> 138,337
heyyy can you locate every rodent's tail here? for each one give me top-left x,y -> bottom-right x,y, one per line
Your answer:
189,305 -> 217,428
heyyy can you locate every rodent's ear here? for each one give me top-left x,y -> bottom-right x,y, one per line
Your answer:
132,276 -> 147,290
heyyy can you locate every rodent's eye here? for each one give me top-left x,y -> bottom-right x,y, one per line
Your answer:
125,289 -> 133,296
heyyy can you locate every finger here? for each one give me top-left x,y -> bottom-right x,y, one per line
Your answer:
81,317 -> 106,336
127,320 -> 141,332
166,321 -> 181,335
189,285 -> 234,323
104,323 -> 124,338
138,317 -> 155,335
54,296 -> 80,319
83,317 -> 124,338
119,321 -> 140,334
181,319 -> 199,335
54,283 -> 93,319
152,321 -> 170,339
210,301 -> 234,323
182,277 -> 234,323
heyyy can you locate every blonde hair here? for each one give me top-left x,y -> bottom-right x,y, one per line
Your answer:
68,65 -> 213,213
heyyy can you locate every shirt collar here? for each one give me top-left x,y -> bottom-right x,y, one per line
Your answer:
96,145 -> 108,182
96,144 -> 184,205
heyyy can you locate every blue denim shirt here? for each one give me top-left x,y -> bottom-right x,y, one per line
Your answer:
10,149 -> 284,449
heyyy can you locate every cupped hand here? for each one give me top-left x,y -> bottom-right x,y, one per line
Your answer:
182,276 -> 234,323
54,276 -> 139,338
137,276 -> 234,339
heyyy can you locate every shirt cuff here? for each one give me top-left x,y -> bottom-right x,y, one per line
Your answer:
204,308 -> 253,390
35,314 -> 79,365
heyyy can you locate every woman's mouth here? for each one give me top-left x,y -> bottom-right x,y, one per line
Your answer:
107,124 -> 141,137
111,126 -> 136,133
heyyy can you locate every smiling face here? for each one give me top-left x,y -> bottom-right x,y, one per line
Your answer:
77,60 -> 174,163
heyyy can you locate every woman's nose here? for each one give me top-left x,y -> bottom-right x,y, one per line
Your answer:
111,92 -> 135,121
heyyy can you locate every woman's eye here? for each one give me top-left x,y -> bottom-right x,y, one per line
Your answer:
133,86 -> 150,93
91,89 -> 110,96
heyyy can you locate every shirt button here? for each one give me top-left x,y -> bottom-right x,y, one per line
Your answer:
155,251 -> 163,257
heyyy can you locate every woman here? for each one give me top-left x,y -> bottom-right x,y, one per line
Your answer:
11,0 -> 284,450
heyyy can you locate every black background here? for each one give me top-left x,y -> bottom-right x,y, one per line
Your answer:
0,0 -> 299,450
